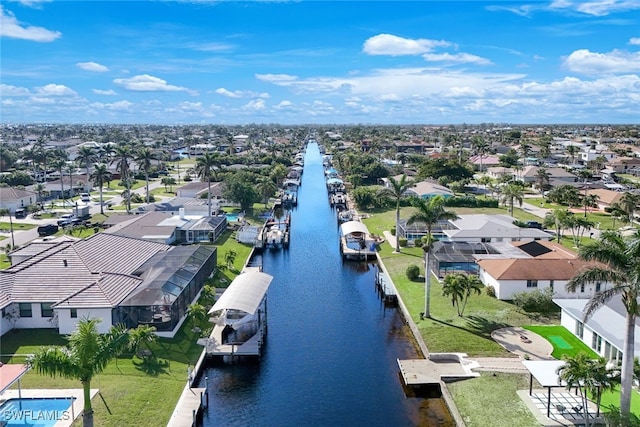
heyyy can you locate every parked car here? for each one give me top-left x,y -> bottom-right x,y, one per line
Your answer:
14,208 -> 26,219
37,224 -> 59,236
526,221 -> 543,229
80,193 -> 91,202
57,213 -> 76,226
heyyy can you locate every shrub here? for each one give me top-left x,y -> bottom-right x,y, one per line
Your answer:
406,265 -> 421,281
184,174 -> 192,182
398,238 -> 408,247
390,227 -> 396,236
512,288 -> 556,313
444,196 -> 499,208
485,285 -> 496,298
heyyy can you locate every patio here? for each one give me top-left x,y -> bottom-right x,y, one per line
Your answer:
518,389 -> 602,426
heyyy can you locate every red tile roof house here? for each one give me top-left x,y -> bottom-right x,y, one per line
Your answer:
476,240 -> 608,300
0,233 -> 216,338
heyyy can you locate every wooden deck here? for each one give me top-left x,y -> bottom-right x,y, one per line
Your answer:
340,237 -> 377,260
199,323 -> 264,357
166,385 -> 206,427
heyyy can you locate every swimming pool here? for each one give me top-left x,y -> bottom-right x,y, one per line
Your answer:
0,397 -> 75,427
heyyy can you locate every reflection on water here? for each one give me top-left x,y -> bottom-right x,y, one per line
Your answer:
198,142 -> 454,427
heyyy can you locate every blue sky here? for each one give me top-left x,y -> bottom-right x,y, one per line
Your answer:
1,1 -> 639,125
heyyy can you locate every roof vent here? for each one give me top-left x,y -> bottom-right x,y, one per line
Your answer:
63,259 -> 68,267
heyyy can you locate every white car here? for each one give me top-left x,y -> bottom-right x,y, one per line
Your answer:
80,193 -> 91,202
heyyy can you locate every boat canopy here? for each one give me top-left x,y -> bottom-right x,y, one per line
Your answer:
326,178 -> 343,185
208,271 -> 273,315
340,220 -> 369,236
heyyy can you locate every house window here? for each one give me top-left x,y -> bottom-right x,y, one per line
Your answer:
19,303 -> 32,317
592,333 -> 602,352
575,322 -> 584,339
70,308 -> 78,318
580,284 -> 585,293
549,280 -> 554,291
40,303 -> 53,318
595,282 -> 602,292
526,280 -> 538,288
481,237 -> 491,243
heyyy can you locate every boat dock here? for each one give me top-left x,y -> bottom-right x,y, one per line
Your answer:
199,322 -> 266,358
397,354 -> 480,387
374,265 -> 397,306
256,212 -> 291,250
166,384 -> 207,427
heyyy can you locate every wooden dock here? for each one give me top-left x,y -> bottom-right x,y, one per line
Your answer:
398,354 -> 480,386
166,384 -> 206,427
199,319 -> 266,358
375,267 -> 397,305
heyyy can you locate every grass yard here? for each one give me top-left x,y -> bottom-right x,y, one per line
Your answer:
448,372 -> 540,427
524,325 -> 598,359
0,222 -> 37,232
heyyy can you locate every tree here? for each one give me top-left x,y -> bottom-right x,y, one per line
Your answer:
500,183 -> 524,216
187,303 -> 208,333
112,144 -> 133,214
223,171 -> 260,212
442,273 -> 483,316
161,176 -> 177,193
135,147 -> 155,204
472,136 -> 490,172
224,249 -> 237,269
535,167 -> 551,195
128,324 -> 157,359
28,318 -> 129,427
565,144 -> 580,165
567,230 -> 640,421
76,145 -> 97,178
195,152 -> 219,216
619,192 -> 640,225
377,174 -> 414,253
407,196 -> 457,318
90,163 -> 111,215
556,353 -> 618,426
544,208 -> 571,243
257,176 -> 278,207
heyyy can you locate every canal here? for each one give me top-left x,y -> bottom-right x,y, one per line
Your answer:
198,141 -> 454,426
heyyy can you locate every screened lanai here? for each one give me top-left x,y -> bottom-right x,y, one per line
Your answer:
114,245 -> 217,332
431,241 -> 499,277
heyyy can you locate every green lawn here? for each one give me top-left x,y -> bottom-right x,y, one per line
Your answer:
448,372 -> 540,427
0,222 -> 37,232
524,325 -> 598,359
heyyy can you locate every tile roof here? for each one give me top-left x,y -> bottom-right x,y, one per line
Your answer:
478,258 -> 593,280
0,187 -> 36,201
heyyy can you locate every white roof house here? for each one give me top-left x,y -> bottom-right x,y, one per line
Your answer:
555,297 -> 640,361
443,214 -> 552,243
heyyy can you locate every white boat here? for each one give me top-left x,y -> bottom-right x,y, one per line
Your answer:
265,225 -> 283,248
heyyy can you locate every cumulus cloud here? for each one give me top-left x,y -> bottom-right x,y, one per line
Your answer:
630,37 -> 640,45
77,61 -> 109,72
0,83 -> 30,96
189,42 -> 235,52
564,48 -> 640,75
113,74 -> 197,95
422,52 -> 492,65
15,0 -> 53,7
363,34 -> 450,56
0,6 -> 61,42
34,84 -> 77,96
92,89 -> 116,95
215,88 -> 270,98
274,100 -> 293,109
242,99 -> 266,110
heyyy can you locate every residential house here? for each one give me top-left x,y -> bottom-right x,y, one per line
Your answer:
476,240 -> 604,300
555,298 -> 638,363
443,214 -> 553,243
0,233 -> 217,337
468,154 -> 501,171
0,187 -> 37,213
607,157 -> 640,174
486,167 -> 513,181
585,188 -> 625,211
518,166 -> 576,185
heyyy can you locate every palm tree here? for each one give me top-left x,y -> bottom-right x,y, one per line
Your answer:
112,144 -> 133,214
257,176 -> 277,207
224,249 -> 237,270
619,192 -> 640,225
556,353 -> 617,426
128,324 -> 157,359
195,152 -> 219,216
565,144 -> 580,165
161,176 -> 177,193
28,318 -> 129,427
377,174 -> 414,253
76,145 -> 97,178
535,167 -> 551,195
135,147 -> 156,204
51,156 -> 68,207
566,230 -> 640,420
407,196 -> 457,318
500,183 -> 524,216
544,208 -> 571,243
90,163 -> 111,215
583,193 -> 599,218
441,273 -> 483,317
472,136 -> 490,172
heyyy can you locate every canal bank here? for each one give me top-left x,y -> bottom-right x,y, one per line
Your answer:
195,141 -> 455,426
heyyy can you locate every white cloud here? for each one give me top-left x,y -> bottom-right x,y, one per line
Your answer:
422,52 -> 492,65
189,42 -> 235,52
242,99 -> 266,110
274,100 -> 293,109
564,48 -> 640,75
92,89 -> 116,95
215,88 -> 270,98
113,74 -> 197,95
35,84 -> 77,96
215,88 -> 241,98
363,34 -> 450,56
178,101 -> 203,111
630,37 -> 640,45
91,100 -> 134,111
15,0 -> 52,7
0,6 -> 61,42
77,62 -> 109,72
549,0 -> 640,16
0,83 -> 30,96
255,73 -> 298,83
378,93 -> 402,101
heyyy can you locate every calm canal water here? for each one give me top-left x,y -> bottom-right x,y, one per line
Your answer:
197,142 -> 454,426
